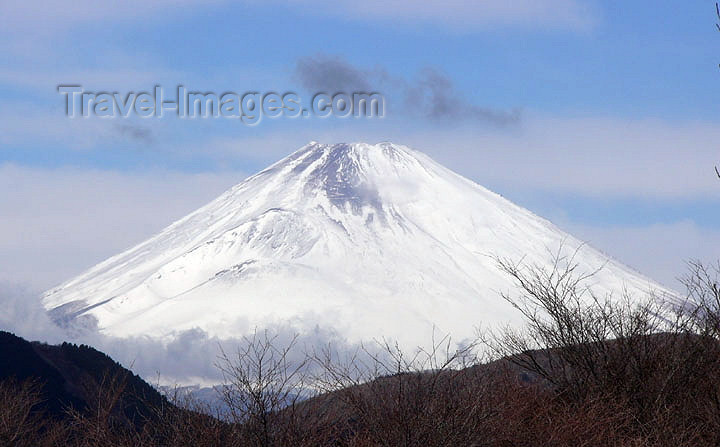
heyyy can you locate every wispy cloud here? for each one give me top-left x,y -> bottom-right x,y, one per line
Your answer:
396,115 -> 720,199
283,0 -> 597,31
115,124 -> 155,144
0,0 -> 227,33
566,220 -> 720,291
0,106 -> 159,149
0,0 -> 596,38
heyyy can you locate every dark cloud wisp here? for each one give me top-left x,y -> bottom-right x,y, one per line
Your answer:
295,54 -> 375,93
294,55 -> 520,126
115,123 -> 154,143
405,68 -> 521,126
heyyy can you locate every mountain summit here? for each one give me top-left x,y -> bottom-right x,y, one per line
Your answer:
43,142 -> 667,346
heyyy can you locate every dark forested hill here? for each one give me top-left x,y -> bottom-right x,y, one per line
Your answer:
0,331 -> 166,425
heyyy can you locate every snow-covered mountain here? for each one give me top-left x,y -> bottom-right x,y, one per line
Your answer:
43,142 -> 669,346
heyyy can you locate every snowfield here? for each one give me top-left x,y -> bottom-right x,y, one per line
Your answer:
43,142 -> 672,347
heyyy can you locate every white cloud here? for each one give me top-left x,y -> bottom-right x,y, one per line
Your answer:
0,0 -> 596,38
564,220 -> 720,292
285,0 -> 597,31
0,282 -> 67,343
0,281 -> 360,384
393,115 -> 720,199
0,68 -> 180,91
0,1 -> 226,61
0,105 -> 145,149
0,164 -> 243,289
0,0 -> 226,33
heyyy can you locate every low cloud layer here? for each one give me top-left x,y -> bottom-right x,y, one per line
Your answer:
0,283 -> 429,386
0,282 -> 67,344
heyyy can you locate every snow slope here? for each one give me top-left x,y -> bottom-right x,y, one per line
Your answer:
43,142 -> 670,347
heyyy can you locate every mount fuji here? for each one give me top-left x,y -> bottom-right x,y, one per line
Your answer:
43,142 -> 669,346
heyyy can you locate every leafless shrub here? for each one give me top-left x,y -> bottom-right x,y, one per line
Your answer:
64,371 -> 140,447
0,378 -> 60,447
310,334 -> 491,446
216,329 -> 314,447
138,387 -> 236,446
484,249 -> 720,443
681,260 -> 720,336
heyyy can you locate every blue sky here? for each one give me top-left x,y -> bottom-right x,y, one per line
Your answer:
1,0 -> 720,290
